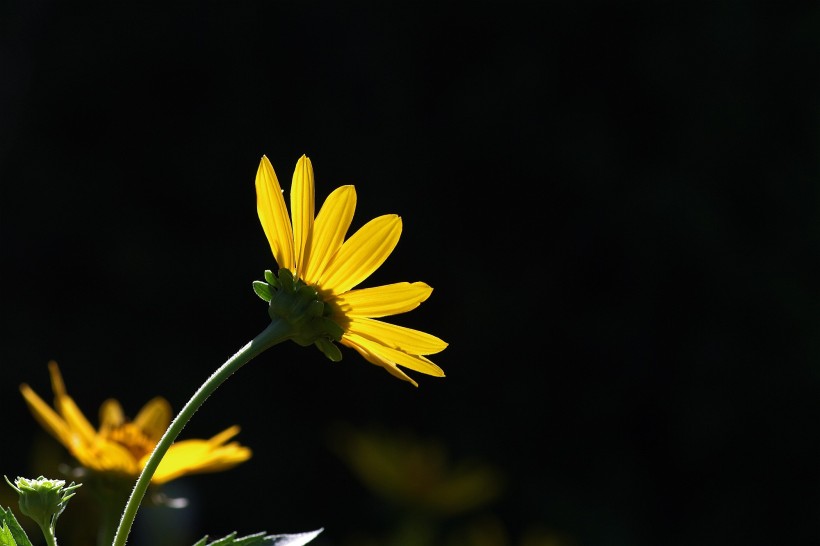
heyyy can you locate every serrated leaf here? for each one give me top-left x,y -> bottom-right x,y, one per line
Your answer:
193,528 -> 322,546
0,522 -> 17,546
228,531 -> 267,546
265,529 -> 323,546
206,531 -> 238,546
0,507 -> 31,546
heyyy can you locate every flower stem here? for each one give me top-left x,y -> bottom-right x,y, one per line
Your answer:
111,320 -> 294,546
39,523 -> 58,546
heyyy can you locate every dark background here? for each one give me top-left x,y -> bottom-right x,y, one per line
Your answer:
2,2 -> 820,545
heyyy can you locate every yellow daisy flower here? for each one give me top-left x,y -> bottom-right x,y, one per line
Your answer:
254,154 -> 447,387
331,425 -> 503,515
20,361 -> 252,484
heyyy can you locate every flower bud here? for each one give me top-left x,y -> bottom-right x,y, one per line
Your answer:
4,475 -> 81,531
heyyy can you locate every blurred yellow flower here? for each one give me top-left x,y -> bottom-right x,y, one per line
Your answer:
331,425 -> 503,515
20,361 -> 251,484
256,155 -> 447,386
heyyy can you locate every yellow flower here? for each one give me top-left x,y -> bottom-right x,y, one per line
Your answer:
20,361 -> 252,484
331,425 -> 503,515
256,154 -> 448,387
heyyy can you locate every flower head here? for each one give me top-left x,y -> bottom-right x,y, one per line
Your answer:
4,475 -> 81,531
20,361 -> 252,484
254,155 -> 447,386
330,426 -> 503,515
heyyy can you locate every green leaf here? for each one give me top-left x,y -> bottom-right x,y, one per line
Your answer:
193,528 -> 322,546
225,532 -> 267,546
0,522 -> 17,546
205,531 -> 239,546
266,529 -> 323,546
0,507 -> 31,546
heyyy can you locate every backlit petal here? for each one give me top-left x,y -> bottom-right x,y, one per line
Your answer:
256,155 -> 295,271
48,362 -> 96,443
19,384 -> 73,447
291,155 -> 315,277
99,399 -> 125,431
149,428 -> 252,484
208,424 -> 241,445
340,334 -> 418,386
302,185 -> 356,285
133,397 -> 172,442
343,333 -> 445,378
331,282 -> 432,318
318,215 -> 402,295
345,317 -> 448,355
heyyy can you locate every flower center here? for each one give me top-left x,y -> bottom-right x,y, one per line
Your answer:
103,423 -> 156,461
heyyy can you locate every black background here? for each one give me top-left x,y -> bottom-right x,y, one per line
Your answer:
2,2 -> 820,546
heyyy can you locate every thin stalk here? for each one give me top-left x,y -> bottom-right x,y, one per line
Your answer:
111,320 -> 293,546
39,524 -> 58,546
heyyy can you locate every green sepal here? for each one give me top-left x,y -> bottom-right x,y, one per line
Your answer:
263,270 -> 279,288
0,506 -> 32,546
315,337 -> 342,362
277,268 -> 295,291
192,528 -> 322,546
259,268 -> 344,362
252,281 -> 272,303
320,317 -> 344,340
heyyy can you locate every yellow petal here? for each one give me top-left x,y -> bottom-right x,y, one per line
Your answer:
302,185 -> 357,286
149,429 -> 252,484
19,383 -> 74,447
331,282 -> 433,318
99,399 -> 125,432
318,214 -> 402,296
132,397 -> 172,443
256,155 -> 294,271
48,362 -> 97,444
345,316 -> 448,355
340,334 -> 419,387
208,424 -> 241,445
291,155 -> 315,277
343,333 -> 446,378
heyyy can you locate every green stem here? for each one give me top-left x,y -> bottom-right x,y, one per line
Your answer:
111,320 -> 294,546
39,523 -> 57,546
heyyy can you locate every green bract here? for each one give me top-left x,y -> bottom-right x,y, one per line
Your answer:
254,269 -> 344,361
